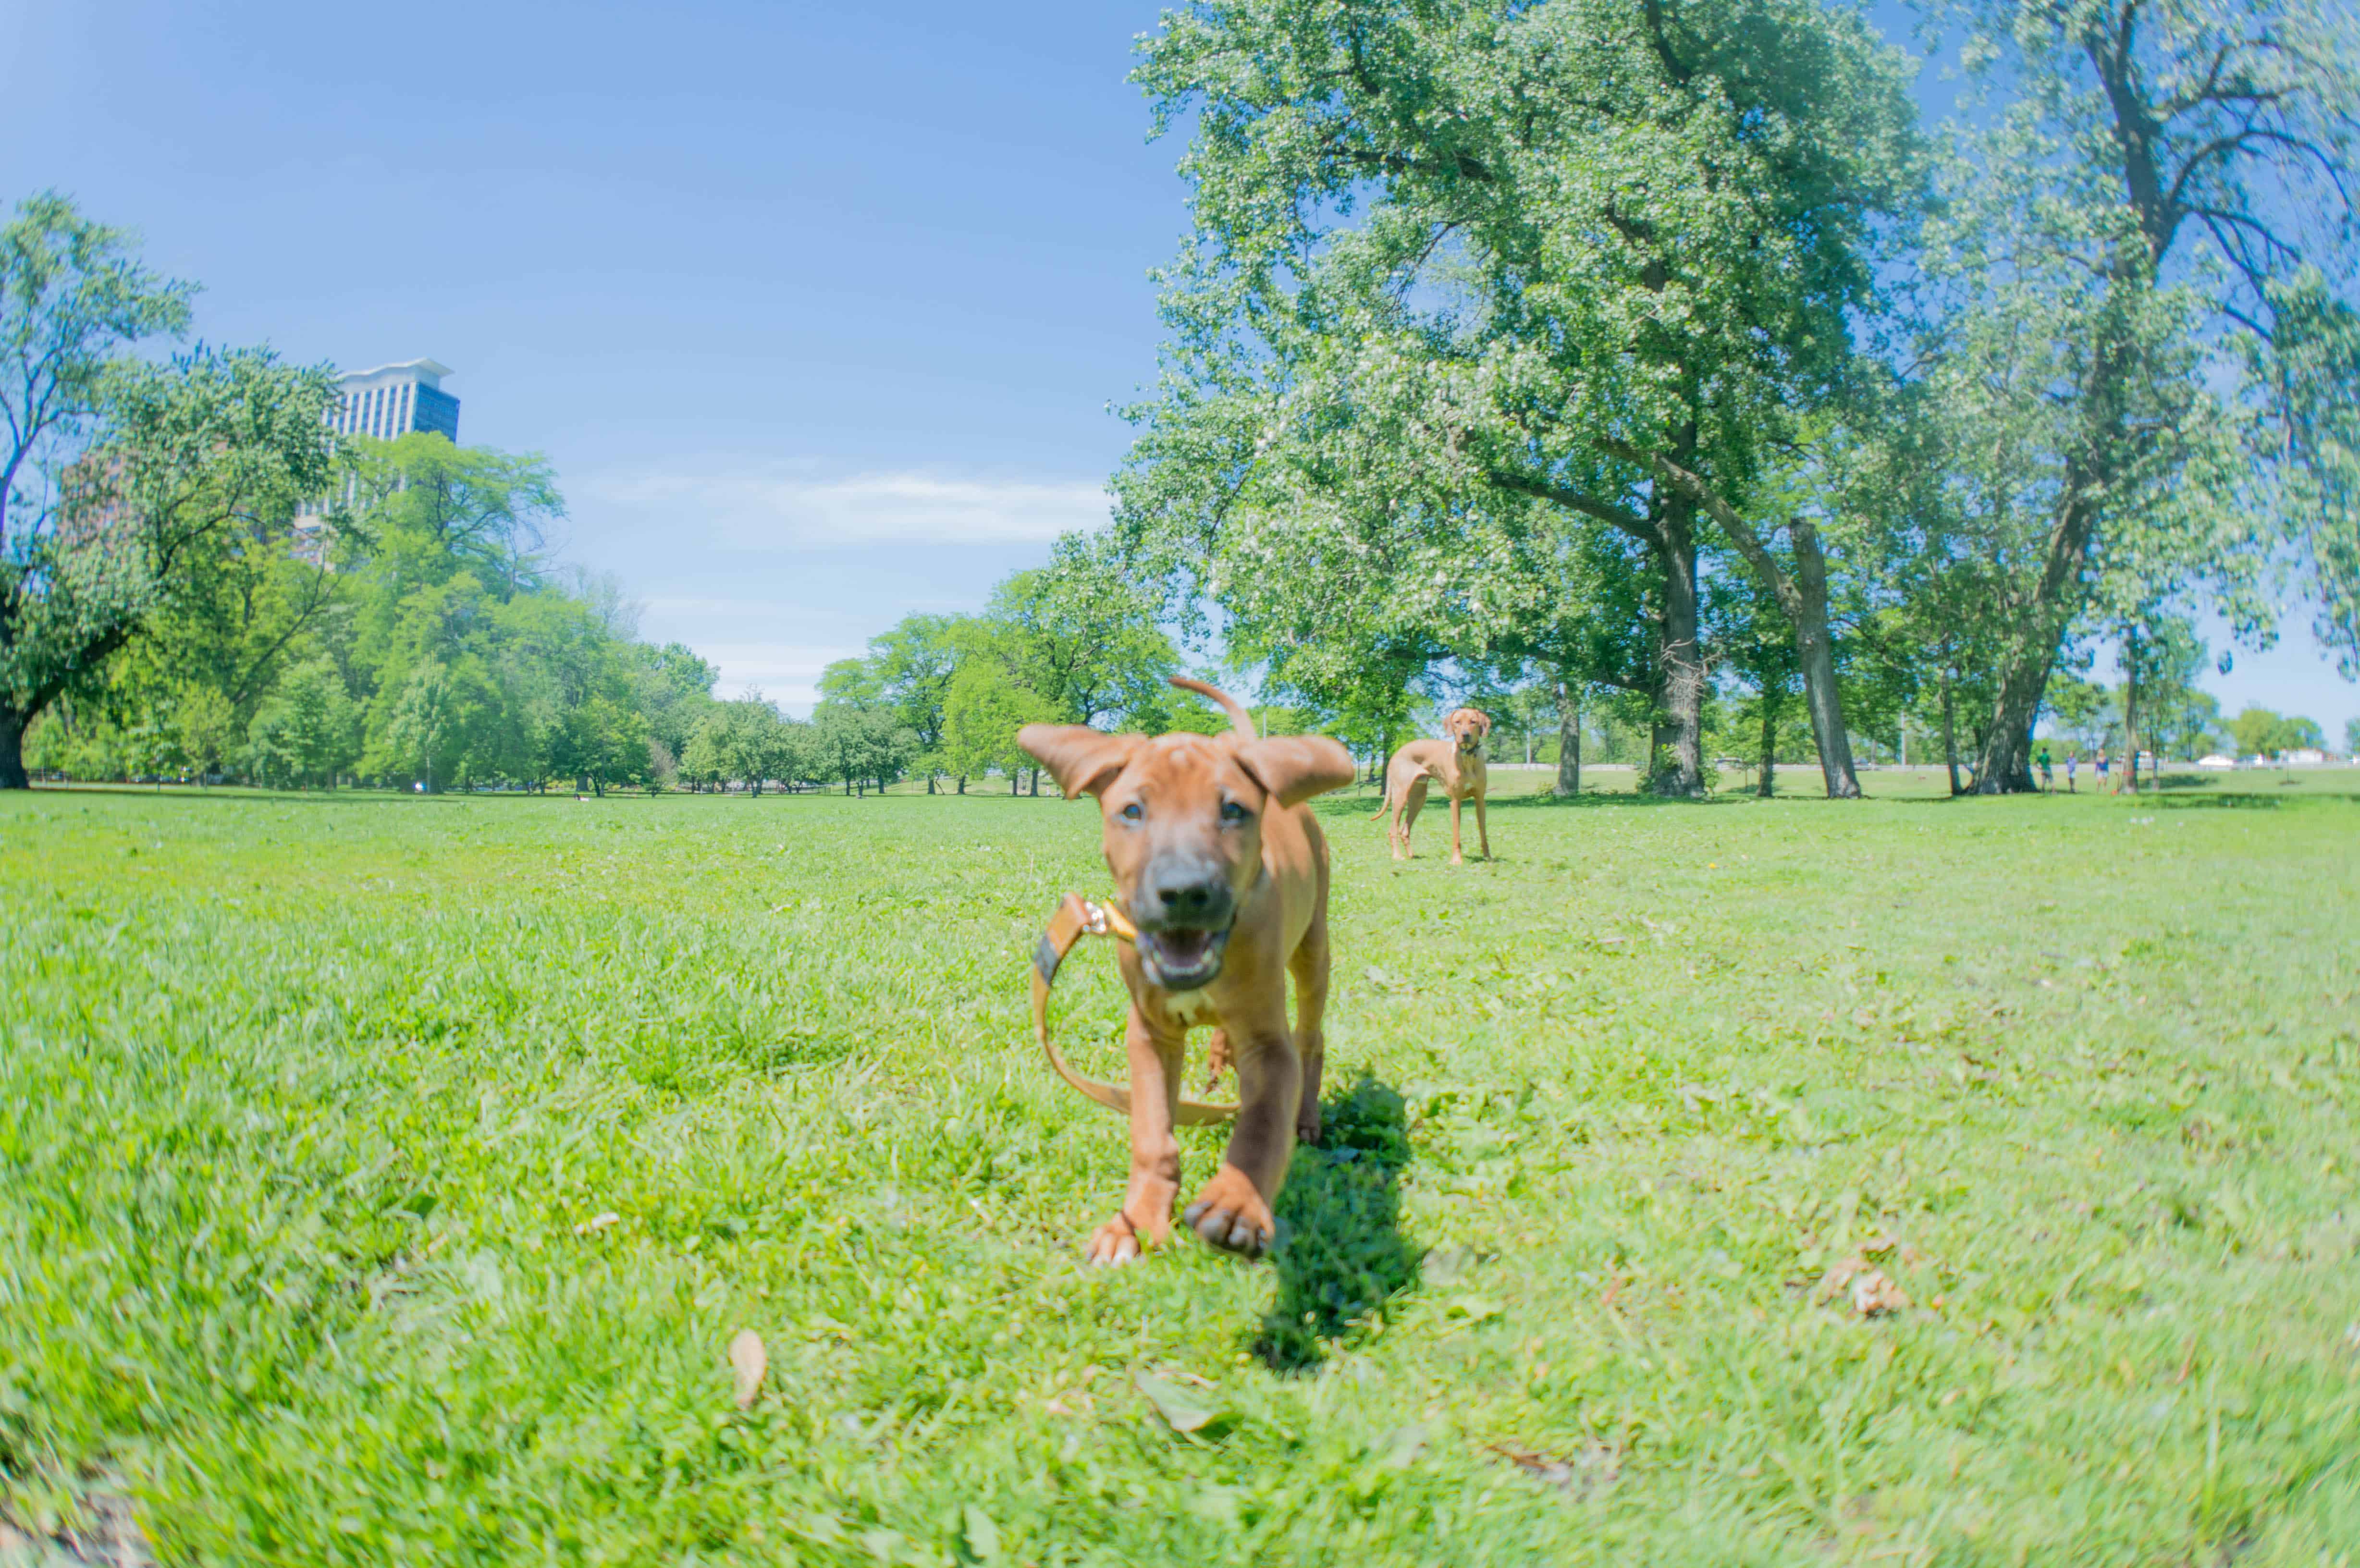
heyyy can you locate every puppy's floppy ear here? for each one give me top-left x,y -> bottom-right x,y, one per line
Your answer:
1235,735 -> 1356,808
1019,725 -> 1143,799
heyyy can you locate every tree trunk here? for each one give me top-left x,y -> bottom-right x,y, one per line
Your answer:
957,774 -> 966,795
0,707 -> 26,790
1028,767 -> 1040,797
1614,448 -> 1856,799
1786,535 -> 1855,797
1553,680 -> 1581,796
2117,636 -> 2141,795
1009,771 -> 1019,796
1973,332 -> 2124,794
1654,505 -> 1705,796
1758,689 -> 1780,798
1940,674 -> 1963,798
926,772 -> 936,795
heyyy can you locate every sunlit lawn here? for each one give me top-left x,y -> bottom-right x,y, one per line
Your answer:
3,769 -> 2356,1565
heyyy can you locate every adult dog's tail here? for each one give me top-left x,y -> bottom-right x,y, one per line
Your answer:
1169,675 -> 1257,741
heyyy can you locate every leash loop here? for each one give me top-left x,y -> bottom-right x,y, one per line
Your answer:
1030,893 -> 1238,1126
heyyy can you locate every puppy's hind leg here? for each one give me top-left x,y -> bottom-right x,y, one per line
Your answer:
1288,918 -> 1331,1146
1397,776 -> 1428,860
1202,1028 -> 1232,1094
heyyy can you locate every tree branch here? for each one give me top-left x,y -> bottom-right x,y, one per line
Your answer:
1595,438 -> 1804,618
1489,470 -> 1652,542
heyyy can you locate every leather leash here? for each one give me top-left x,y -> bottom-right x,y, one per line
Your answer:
1031,893 -> 1239,1126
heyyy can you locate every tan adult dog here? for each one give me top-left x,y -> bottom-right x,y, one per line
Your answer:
1019,678 -> 1354,1265
1373,707 -> 1493,863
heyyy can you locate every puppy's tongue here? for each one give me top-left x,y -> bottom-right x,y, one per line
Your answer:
1156,929 -> 1215,964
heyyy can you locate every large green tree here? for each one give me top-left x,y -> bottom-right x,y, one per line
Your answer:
0,346 -> 337,788
1928,0 -> 2358,791
245,655 -> 361,788
1118,0 -> 1924,797
0,195 -> 351,787
984,539 -> 1187,730
940,659 -> 1057,794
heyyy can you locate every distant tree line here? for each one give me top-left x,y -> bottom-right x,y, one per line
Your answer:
782,537 -> 1307,796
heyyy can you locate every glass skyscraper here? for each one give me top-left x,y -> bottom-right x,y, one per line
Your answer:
293,359 -> 462,562
329,358 -> 460,442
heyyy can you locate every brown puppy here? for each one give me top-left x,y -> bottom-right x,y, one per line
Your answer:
1020,678 -> 1354,1265
1372,707 -> 1493,864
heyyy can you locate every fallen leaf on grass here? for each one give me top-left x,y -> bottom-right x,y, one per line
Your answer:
1858,1233 -> 1927,1266
961,1506 -> 1001,1561
1849,1270 -> 1910,1315
1134,1370 -> 1218,1433
1488,1441 -> 1621,1497
729,1329 -> 767,1409
1815,1257 -> 1910,1316
573,1212 -> 620,1236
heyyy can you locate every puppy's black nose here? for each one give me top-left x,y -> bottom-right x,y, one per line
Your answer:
1147,864 -> 1230,925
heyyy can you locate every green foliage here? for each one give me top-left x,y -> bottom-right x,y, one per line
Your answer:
984,539 -> 1186,729
629,641 -> 720,773
244,656 -> 359,787
939,659 -> 1056,790
1,326 -> 338,784
2228,707 -> 2326,759
809,702 -> 919,795
1117,0 -> 1928,797
682,695 -> 802,796
1912,0 -> 2360,787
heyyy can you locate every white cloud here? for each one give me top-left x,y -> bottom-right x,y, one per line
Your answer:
676,641 -> 858,712
583,468 -> 1111,548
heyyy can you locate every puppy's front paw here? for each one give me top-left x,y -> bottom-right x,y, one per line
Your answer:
1182,1165 -> 1274,1258
1085,1215 -> 1144,1267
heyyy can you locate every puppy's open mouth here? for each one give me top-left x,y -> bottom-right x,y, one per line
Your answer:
1136,924 -> 1232,991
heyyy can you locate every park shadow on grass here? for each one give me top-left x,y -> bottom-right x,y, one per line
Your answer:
1254,1076 -> 1421,1374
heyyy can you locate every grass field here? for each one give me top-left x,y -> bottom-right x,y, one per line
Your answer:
4,771 -> 2358,1566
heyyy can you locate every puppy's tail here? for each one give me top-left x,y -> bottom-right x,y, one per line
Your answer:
1169,675 -> 1257,741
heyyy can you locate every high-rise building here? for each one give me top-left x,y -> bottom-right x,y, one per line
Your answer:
293,358 -> 461,563
330,358 -> 460,442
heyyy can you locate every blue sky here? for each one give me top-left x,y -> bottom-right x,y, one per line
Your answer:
3,0 -> 2353,738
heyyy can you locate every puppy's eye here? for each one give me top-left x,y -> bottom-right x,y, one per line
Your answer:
1219,800 -> 1251,824
1120,802 -> 1144,822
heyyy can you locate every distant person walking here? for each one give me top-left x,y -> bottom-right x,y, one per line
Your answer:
2095,748 -> 2110,789
2037,746 -> 2054,792
2066,754 -> 2078,792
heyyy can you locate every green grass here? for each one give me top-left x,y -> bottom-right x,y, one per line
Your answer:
4,773 -> 2357,1566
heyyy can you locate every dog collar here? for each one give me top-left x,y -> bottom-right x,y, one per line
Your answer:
1030,893 -> 1238,1127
